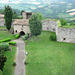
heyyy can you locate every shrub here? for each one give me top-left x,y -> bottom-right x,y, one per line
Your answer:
0,47 -> 7,71
0,43 -> 10,51
0,70 -> 2,75
23,33 -> 29,40
50,33 -> 56,41
12,62 -> 16,67
15,34 -> 20,39
0,38 -> 11,43
24,61 -> 28,65
60,18 -> 67,26
70,22 -> 75,25
8,42 -> 16,45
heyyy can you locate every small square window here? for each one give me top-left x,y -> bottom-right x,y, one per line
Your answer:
63,38 -> 66,40
22,25 -> 23,27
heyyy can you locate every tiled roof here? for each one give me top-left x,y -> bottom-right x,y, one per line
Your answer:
13,19 -> 29,26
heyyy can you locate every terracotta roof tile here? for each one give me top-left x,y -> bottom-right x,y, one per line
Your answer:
13,19 -> 29,26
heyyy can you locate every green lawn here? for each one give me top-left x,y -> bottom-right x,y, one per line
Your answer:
0,31 -> 15,40
2,46 -> 16,75
0,26 -> 6,29
0,30 -> 16,75
26,31 -> 75,75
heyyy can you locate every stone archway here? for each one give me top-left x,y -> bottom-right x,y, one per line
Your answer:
20,31 -> 25,35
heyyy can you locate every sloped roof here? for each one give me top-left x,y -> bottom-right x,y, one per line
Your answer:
0,13 -> 4,18
13,19 -> 29,26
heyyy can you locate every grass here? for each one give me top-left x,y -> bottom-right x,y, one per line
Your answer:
57,21 -> 75,28
2,46 -> 16,75
0,26 -> 6,29
61,25 -> 75,28
25,31 -> 75,75
0,26 -> 14,30
0,31 -> 15,40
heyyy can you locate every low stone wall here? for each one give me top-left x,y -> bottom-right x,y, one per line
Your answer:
42,20 -> 57,32
0,20 -> 5,26
56,27 -> 75,43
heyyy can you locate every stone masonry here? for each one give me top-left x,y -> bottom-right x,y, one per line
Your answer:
42,20 -> 57,32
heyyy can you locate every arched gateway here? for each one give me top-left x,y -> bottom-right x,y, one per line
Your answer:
20,31 -> 25,35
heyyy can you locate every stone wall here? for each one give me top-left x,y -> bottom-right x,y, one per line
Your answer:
0,20 -> 5,26
42,20 -> 57,32
22,12 -> 26,19
14,25 -> 30,34
56,27 -> 75,43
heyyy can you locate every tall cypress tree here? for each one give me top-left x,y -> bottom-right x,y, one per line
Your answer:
4,5 -> 13,30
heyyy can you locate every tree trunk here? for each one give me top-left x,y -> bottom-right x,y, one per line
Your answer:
35,35 -> 37,40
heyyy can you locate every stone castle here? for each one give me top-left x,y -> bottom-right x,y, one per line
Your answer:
0,12 -> 75,43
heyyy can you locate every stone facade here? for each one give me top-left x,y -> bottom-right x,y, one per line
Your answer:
0,13 -> 4,20
13,19 -> 30,35
14,25 -> 30,34
56,27 -> 75,43
14,12 -> 33,35
0,20 -> 5,26
22,12 -> 33,19
42,20 -> 57,32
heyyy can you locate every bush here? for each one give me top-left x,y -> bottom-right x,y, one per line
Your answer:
15,34 -> 20,39
0,70 -> 2,75
70,22 -> 75,25
8,42 -> 16,45
12,62 -> 16,67
0,38 -> 11,43
50,33 -> 56,41
0,43 -> 10,51
60,18 -> 67,26
0,47 -> 7,71
23,33 -> 29,40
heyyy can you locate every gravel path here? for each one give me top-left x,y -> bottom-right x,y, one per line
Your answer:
14,39 -> 25,75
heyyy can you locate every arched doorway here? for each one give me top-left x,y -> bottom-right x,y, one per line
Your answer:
20,31 -> 25,35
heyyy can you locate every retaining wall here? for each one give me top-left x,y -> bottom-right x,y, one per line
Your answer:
56,27 -> 75,43
42,20 -> 57,32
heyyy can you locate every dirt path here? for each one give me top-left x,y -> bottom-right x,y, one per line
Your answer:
14,38 -> 25,75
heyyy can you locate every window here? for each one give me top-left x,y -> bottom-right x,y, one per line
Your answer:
53,29 -> 55,31
22,25 -> 23,27
63,38 -> 66,40
15,30 -> 17,33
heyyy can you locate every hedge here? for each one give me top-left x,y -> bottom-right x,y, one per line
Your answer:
15,34 -> 20,39
0,38 -> 11,43
50,33 -> 56,41
8,42 -> 16,45
23,33 -> 29,40
0,70 -> 2,75
0,43 -> 10,51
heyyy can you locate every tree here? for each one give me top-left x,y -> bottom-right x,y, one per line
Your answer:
37,13 -> 43,20
60,18 -> 67,26
21,10 -> 25,15
13,10 -> 18,19
4,5 -> 13,30
29,14 -> 42,40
